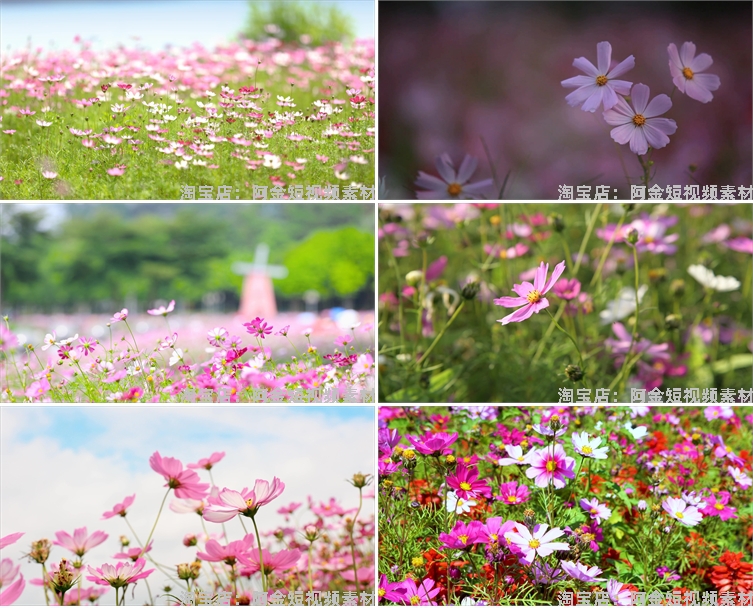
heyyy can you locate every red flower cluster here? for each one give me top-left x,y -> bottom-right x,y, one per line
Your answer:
708,550 -> 753,595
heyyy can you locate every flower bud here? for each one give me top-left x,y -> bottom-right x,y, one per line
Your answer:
461,281 -> 480,301
548,213 -> 565,232
622,203 -> 636,213
625,227 -> 640,245
670,279 -> 685,297
30,539 -> 52,564
665,314 -> 682,331
304,525 -> 320,542
177,563 -> 193,580
119,535 -> 130,547
349,472 -> 372,489
51,559 -> 77,595
405,270 -> 423,286
183,534 -> 197,547
648,268 -> 666,284
565,364 -> 583,382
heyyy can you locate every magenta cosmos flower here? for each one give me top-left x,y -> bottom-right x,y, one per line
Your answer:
196,533 -> 256,566
399,577 -> 441,606
662,497 -> 703,526
439,520 -> 485,550
149,451 -> 210,500
415,154 -> 493,200
494,261 -> 566,325
497,481 -> 531,505
101,495 -> 135,519
700,491 -> 737,521
505,523 -> 569,564
379,574 -> 408,603
110,308 -> 128,323
203,478 -> 285,522
603,84 -> 677,155
188,451 -> 226,471
561,41 -> 635,112
146,300 -> 175,316
86,558 -> 154,588
668,42 -> 720,103
54,527 -> 108,557
446,463 -> 491,500
526,444 -> 576,489
580,498 -> 612,524
552,278 -> 581,301
406,431 -> 458,456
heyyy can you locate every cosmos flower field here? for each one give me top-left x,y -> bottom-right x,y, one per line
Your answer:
0,449 -> 375,606
0,38 -> 375,199
378,203 -> 753,403
377,405 -> 753,606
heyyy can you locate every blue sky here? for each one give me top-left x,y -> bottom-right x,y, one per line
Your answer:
0,406 -> 375,605
1,1 -> 374,52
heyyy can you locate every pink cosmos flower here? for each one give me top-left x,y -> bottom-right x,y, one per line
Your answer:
0,532 -> 24,549
25,377 -> 51,400
0,574 -> 25,605
552,278 -> 581,301
662,497 -> 703,526
484,242 -> 529,260
668,42 -> 720,103
196,534 -> 256,565
113,541 -> 152,560
107,165 -> 126,176
728,466 -> 752,488
54,527 -> 108,557
446,463 -> 491,500
203,478 -> 285,522
101,495 -> 135,519
505,523 -> 569,564
406,431 -> 458,456
439,520 -> 485,550
580,498 -> 612,524
497,481 -> 531,505
379,574 -> 408,603
239,548 -> 301,576
86,558 -> 154,588
607,579 -> 632,606
42,170 -> 57,179
628,214 -> 679,255
606,322 -> 670,363
77,336 -> 97,356
525,444 -> 576,489
726,236 -> 753,254
244,317 -> 273,339
149,451 -> 210,500
398,577 -> 441,606
561,41 -> 635,112
0,558 -> 20,587
147,300 -> 175,316
494,261 -> 566,325
188,451 -> 225,470
560,560 -> 605,582
603,84 -> 677,155
415,154 -> 493,200
700,491 -> 737,521
110,309 -> 128,323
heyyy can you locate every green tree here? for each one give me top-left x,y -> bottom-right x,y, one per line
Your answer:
243,1 -> 354,46
278,227 -> 373,297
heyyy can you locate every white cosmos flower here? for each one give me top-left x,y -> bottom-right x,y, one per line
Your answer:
571,432 -> 609,459
600,285 -> 648,324
446,490 -> 476,515
623,422 -> 648,440
687,265 -> 740,292
42,332 -> 57,350
169,349 -> 184,366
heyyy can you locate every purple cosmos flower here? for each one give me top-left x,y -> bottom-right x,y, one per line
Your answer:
606,322 -> 671,363
668,42 -> 720,103
526,444 -> 576,489
628,214 -> 680,255
728,466 -> 752,488
662,497 -> 703,526
561,560 -> 605,582
726,236 -> 753,254
447,463 -> 491,500
700,491 -> 737,521
406,431 -> 458,456
147,300 -> 175,316
576,523 -> 603,552
603,84 -> 677,155
439,520 -> 485,550
711,435 -> 746,467
497,481 -> 531,505
580,498 -> 612,525
607,580 -> 632,606
494,261 -> 567,325
505,523 -> 569,564
656,566 -> 681,582
77,337 -> 97,356
561,41 -> 635,112
378,574 -> 407,603
415,154 -> 493,200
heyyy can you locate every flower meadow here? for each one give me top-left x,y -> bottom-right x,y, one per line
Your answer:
0,37 -> 374,199
378,2 -> 751,200
377,405 -> 753,606
0,448 -> 375,606
378,203 -> 753,403
1,308 -> 375,402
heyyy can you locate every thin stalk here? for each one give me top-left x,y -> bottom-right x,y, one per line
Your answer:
250,516 -> 267,592
616,245 -> 641,395
414,300 -> 465,369
138,488 -> 171,561
348,487 -> 364,591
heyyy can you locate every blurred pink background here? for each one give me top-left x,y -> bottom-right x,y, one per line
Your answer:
379,1 -> 752,199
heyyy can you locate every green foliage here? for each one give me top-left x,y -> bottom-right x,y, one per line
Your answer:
243,1 -> 355,46
278,226 -> 374,297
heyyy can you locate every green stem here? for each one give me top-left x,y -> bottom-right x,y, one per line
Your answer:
590,212 -> 626,289
415,300 -> 465,368
250,516 -> 267,592
544,308 -> 588,390
616,245 -> 641,395
139,488 -> 170,561
349,487 -> 363,591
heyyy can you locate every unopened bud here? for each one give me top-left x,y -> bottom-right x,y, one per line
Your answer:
30,539 -> 52,564
625,227 -> 640,245
664,314 -> 682,330
349,472 -> 372,489
405,270 -> 423,286
565,364 -> 583,382
177,563 -> 193,580
548,213 -> 565,232
461,281 -> 480,301
119,535 -> 130,547
183,534 -> 197,547
304,525 -> 319,542
670,279 -> 685,297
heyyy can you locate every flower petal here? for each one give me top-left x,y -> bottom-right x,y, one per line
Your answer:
680,42 -> 697,67
596,41 -> 612,75
690,52 -> 713,73
607,55 -> 635,79
572,57 -> 599,77
456,155 -> 478,184
630,84 -> 650,115
643,94 -> 672,118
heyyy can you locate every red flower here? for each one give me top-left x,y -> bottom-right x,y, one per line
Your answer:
708,550 -> 753,594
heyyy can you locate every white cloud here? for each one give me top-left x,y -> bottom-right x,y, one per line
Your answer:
0,406 -> 375,605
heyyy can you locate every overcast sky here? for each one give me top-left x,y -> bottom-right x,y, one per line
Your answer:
0,406 -> 375,605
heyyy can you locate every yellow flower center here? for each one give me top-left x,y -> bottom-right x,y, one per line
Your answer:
460,482 -> 472,491
596,75 -> 608,86
403,449 -> 416,460
529,539 -> 541,549
246,499 -> 255,508
546,461 -> 556,472
499,249 -> 508,259
582,446 -> 593,454
633,114 -> 646,127
527,290 -> 542,304
411,596 -> 420,606
715,503 -> 724,511
582,533 -> 595,542
447,182 -> 462,196
516,456 -> 524,462
378,589 -> 386,598
459,535 -> 469,544
675,512 -> 684,519
682,67 -> 694,80
491,534 -> 498,541
508,496 -> 518,503
590,508 -> 598,514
